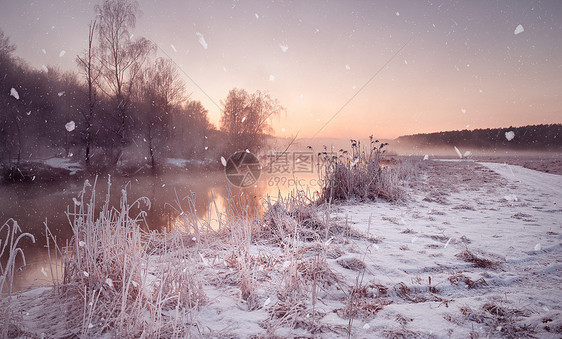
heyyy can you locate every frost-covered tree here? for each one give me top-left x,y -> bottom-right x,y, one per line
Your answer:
95,0 -> 155,157
220,88 -> 283,152
136,57 -> 186,169
76,19 -> 101,166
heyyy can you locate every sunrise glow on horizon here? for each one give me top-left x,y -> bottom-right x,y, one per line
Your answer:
1,0 -> 561,139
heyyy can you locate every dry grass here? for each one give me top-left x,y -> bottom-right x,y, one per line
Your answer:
318,137 -> 407,203
460,301 -> 535,338
33,177 -> 208,338
456,249 -> 501,269
0,218 -> 35,338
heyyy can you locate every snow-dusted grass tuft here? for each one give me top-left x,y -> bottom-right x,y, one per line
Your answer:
0,218 -> 35,337
318,136 -> 408,203
58,177 -> 206,337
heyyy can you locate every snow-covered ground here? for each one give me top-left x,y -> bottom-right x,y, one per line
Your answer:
189,159 -> 560,338
326,160 -> 561,337
5,159 -> 561,338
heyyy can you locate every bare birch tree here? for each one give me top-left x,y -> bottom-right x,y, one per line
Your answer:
76,20 -> 101,166
95,0 -> 154,158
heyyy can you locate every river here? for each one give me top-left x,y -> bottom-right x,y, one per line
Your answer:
0,168 -> 324,293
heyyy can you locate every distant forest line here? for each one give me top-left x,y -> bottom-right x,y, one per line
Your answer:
395,124 -> 562,151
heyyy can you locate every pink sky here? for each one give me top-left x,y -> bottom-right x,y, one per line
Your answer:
1,0 -> 561,139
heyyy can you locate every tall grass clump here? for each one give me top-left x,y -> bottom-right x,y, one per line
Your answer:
59,176 -> 205,337
0,218 -> 35,338
319,136 -> 405,203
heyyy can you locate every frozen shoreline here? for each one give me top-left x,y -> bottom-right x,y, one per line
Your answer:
5,159 -> 561,338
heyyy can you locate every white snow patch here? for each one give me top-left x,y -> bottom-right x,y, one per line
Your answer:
505,131 -> 515,141
504,194 -> 518,202
196,32 -> 208,49
514,24 -> 524,35
10,88 -> 19,99
65,121 -> 76,132
534,243 -> 542,251
43,157 -> 83,174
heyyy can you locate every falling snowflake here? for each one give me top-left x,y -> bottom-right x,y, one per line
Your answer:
269,74 -> 275,81
505,131 -> 515,141
65,121 -> 76,132
41,267 -> 47,277
263,297 -> 271,307
42,65 -> 48,73
10,88 -> 19,99
41,48 -> 47,54
59,50 -> 66,57
464,150 -> 471,157
255,13 -> 259,19
423,155 -> 429,161
454,146 -> 462,158
396,11 -> 400,16
58,91 -> 65,97
196,32 -> 208,49
345,64 -> 351,70
279,44 -> 288,52
241,116 -> 246,123
220,156 -> 227,167
514,24 -> 524,35
534,243 -> 542,251
281,127 -> 286,132
461,108 -> 466,114
170,44 -> 177,52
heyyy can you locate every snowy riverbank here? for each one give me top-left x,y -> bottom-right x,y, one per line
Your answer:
4,159 -> 561,338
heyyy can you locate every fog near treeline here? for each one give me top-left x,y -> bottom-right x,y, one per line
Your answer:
0,0 -> 283,181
